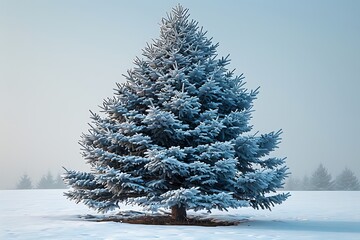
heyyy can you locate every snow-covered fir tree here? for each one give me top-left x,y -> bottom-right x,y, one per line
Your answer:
36,172 -> 67,189
37,171 -> 55,189
310,164 -> 333,191
63,5 -> 289,221
16,173 -> 33,189
334,168 -> 360,191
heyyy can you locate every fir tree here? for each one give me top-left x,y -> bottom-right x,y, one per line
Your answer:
37,171 -> 55,189
63,5 -> 289,221
334,168 -> 360,191
16,173 -> 33,189
310,164 -> 333,191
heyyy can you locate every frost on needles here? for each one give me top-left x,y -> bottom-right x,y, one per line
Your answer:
63,5 -> 290,221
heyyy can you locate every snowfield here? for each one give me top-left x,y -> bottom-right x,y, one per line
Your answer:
1,190 -> 359,240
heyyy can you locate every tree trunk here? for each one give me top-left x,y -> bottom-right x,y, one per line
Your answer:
171,204 -> 187,222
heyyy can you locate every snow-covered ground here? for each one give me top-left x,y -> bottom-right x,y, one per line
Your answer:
1,190 -> 359,240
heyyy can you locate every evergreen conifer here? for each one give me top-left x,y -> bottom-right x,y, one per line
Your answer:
16,173 -> 33,189
334,168 -> 360,191
310,164 -> 333,190
63,5 -> 289,221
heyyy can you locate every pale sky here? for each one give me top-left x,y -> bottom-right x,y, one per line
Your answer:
1,0 -> 359,189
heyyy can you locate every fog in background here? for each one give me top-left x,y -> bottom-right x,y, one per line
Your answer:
1,0 -> 359,189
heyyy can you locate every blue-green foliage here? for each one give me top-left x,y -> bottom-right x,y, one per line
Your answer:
64,6 -> 289,213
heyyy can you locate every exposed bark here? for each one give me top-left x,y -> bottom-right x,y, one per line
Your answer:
171,204 -> 187,222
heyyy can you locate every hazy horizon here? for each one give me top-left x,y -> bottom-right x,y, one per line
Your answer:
1,0 -> 360,189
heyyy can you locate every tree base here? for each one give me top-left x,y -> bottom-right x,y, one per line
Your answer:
171,205 -> 187,222
98,215 -> 241,226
